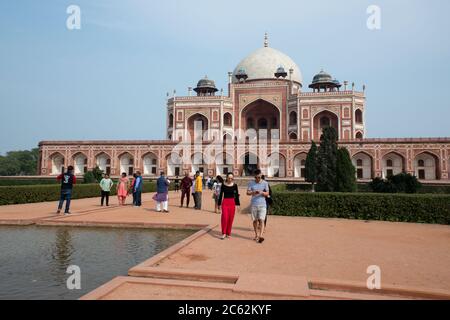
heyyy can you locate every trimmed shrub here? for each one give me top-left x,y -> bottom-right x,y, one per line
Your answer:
418,184 -> 450,194
369,173 -> 421,194
271,191 -> 450,225
270,182 -> 449,195
83,171 -> 97,184
0,182 -> 157,206
0,178 -> 60,186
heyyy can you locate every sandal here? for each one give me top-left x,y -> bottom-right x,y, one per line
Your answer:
258,237 -> 265,243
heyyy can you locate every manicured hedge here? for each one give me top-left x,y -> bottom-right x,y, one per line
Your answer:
271,183 -> 450,194
0,182 -> 157,206
0,179 -> 60,186
271,192 -> 450,225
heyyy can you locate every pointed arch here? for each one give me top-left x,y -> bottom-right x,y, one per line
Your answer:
216,152 -> 234,176
312,110 -> 339,141
72,152 -> 88,175
414,151 -> 440,180
118,152 -> 135,176
240,99 -> 281,139
351,151 -> 374,180
142,152 -> 158,176
355,109 -> 363,124
48,152 -> 65,175
267,152 -> 286,178
187,113 -> 209,142
381,151 -> 406,178
293,152 -> 308,179
95,152 -> 111,175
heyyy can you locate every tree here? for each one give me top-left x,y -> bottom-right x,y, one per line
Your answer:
336,147 -> 357,192
0,148 -> 39,176
83,171 -> 96,184
91,166 -> 104,182
316,127 -> 338,192
83,166 -> 104,184
305,141 -> 318,192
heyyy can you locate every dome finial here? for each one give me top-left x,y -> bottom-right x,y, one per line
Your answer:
264,32 -> 269,47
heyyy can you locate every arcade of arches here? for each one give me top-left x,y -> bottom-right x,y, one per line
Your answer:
44,145 -> 449,182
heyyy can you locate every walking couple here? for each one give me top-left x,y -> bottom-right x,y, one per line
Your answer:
216,170 -> 272,243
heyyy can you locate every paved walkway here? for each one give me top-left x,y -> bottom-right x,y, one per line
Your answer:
1,189 -> 450,300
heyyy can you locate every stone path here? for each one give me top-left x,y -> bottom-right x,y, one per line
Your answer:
1,189 -> 450,300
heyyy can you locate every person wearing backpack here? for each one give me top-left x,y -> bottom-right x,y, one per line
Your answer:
261,175 -> 273,231
56,165 -> 76,215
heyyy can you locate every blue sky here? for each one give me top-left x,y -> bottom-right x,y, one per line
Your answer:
0,0 -> 449,153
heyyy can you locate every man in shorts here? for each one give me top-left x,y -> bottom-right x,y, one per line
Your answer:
247,169 -> 269,243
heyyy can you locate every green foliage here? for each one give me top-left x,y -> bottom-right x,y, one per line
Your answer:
0,181 -> 157,206
271,191 -> 450,225
83,171 -> 97,184
91,166 -> 104,182
0,178 -> 59,186
336,147 -> 357,192
418,184 -> 450,194
83,167 -> 104,184
0,148 -> 39,176
305,141 -> 318,187
369,173 -> 422,194
270,182 -> 450,195
316,127 -> 338,192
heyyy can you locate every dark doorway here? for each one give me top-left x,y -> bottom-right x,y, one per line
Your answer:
243,153 -> 258,176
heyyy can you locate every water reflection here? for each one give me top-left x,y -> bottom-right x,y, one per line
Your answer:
0,226 -> 195,300
50,228 -> 74,284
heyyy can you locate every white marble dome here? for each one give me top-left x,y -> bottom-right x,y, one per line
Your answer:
232,46 -> 303,85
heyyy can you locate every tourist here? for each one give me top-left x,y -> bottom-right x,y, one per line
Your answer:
206,176 -> 211,190
208,176 -> 215,190
154,171 -> 170,213
261,175 -> 273,230
99,174 -> 114,206
191,172 -> 197,209
129,173 -> 137,206
180,172 -> 193,208
133,171 -> 143,207
56,165 -> 76,215
202,173 -> 206,190
218,173 -> 240,239
194,171 -> 203,210
117,172 -> 129,205
247,169 -> 269,243
174,175 -> 180,193
212,175 -> 224,214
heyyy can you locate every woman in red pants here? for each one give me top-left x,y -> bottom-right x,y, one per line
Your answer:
217,173 -> 240,240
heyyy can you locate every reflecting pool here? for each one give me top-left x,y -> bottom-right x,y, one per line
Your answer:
0,226 -> 195,299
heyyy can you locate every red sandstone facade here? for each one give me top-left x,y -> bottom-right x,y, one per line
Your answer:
38,37 -> 450,182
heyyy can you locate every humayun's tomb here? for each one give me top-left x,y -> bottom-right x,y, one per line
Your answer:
38,35 -> 450,182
